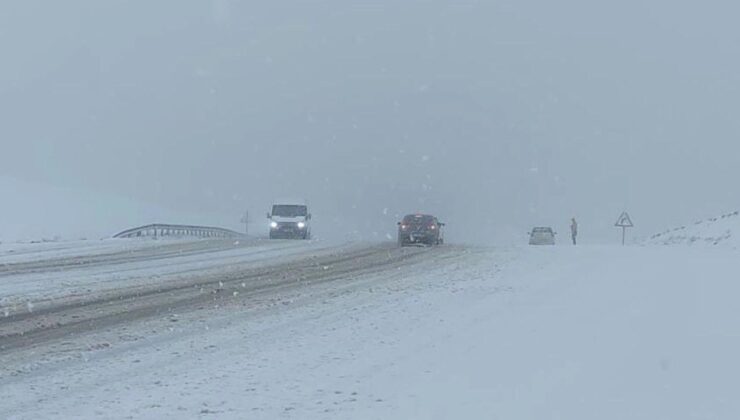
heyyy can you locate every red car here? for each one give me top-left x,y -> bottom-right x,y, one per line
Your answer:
397,214 -> 445,246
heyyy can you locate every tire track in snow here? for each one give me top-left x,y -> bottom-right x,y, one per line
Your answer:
0,244 -> 440,354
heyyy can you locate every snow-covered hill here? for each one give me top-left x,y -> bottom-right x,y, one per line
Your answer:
648,210 -> 739,247
0,176 -> 232,243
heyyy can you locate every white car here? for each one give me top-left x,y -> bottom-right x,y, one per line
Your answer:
267,199 -> 312,240
528,227 -> 556,245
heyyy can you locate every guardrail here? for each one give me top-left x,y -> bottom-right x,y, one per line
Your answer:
113,224 -> 244,239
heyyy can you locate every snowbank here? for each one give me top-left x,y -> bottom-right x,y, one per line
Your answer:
648,210 -> 739,247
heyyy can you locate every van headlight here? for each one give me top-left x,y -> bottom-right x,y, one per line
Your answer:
270,222 -> 278,229
297,222 -> 306,229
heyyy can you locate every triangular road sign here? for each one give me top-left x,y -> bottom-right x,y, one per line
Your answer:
615,211 -> 634,228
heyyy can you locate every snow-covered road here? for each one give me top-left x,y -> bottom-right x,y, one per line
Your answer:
2,242 -> 739,419
0,238 -> 356,308
0,239 -> 437,352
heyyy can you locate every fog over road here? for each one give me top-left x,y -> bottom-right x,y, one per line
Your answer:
3,1 -> 740,244
2,1 -> 740,419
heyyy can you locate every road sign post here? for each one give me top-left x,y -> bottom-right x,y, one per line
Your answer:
614,211 -> 634,245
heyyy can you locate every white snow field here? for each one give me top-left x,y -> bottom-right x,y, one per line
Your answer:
1,242 -> 739,419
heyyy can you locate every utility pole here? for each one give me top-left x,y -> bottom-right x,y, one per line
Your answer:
241,210 -> 250,236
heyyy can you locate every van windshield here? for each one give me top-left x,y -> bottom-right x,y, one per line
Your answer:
272,205 -> 307,218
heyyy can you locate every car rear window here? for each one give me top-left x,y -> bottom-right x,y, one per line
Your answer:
404,215 -> 434,224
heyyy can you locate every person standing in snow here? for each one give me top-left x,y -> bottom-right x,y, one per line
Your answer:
570,218 -> 578,245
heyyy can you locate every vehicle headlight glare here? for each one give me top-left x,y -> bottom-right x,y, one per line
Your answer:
270,222 -> 278,228
297,222 -> 306,229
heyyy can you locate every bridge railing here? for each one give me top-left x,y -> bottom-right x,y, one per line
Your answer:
113,224 -> 244,239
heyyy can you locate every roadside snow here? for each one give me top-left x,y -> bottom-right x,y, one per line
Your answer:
0,238 -> 193,265
2,245 -> 740,419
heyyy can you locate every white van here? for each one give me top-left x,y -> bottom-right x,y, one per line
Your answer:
267,199 -> 312,240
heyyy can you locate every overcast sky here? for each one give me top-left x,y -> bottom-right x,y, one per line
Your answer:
1,0 -> 739,243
